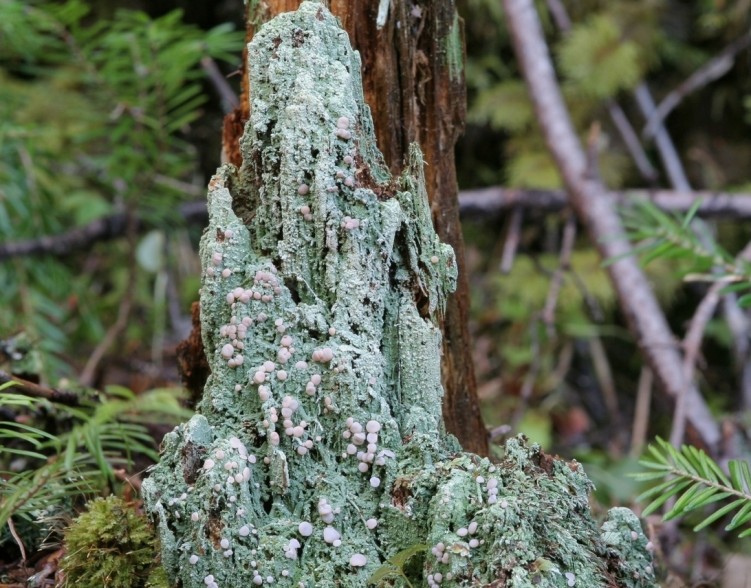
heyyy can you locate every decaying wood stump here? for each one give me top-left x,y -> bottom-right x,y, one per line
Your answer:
224,0 -> 487,456
143,5 -> 657,586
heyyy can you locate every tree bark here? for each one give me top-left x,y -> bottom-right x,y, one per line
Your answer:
222,0 -> 487,455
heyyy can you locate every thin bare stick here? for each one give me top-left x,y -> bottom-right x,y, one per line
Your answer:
672,281 -> 722,447
7,516 -> 27,562
643,33 -> 751,140
201,56 -> 240,113
631,366 -> 653,457
542,212 -> 576,333
634,83 -> 691,191
723,293 -> 751,410
458,187 -> 751,220
500,206 -> 524,273
7,188 -> 751,263
502,0 -> 721,449
0,201 -> 207,262
605,99 -> 659,184
0,370 -> 81,406
114,468 -> 143,492
510,317 -> 542,431
79,217 -> 138,386
672,240 -> 751,445
544,0 -> 571,30
588,336 -> 620,424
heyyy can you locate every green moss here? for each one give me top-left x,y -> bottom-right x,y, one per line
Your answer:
60,496 -> 159,588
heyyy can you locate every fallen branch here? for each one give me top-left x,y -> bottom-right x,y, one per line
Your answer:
5,189 -> 751,261
502,0 -> 721,449
0,201 -> 206,262
458,187 -> 751,220
0,370 -> 81,406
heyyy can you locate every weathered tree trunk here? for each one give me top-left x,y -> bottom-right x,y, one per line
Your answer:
144,5 -> 656,586
223,0 -> 487,456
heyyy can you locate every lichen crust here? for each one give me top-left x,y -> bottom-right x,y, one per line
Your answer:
142,3 -> 657,587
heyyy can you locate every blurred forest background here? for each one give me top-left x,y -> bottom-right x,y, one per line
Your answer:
3,0 -> 751,585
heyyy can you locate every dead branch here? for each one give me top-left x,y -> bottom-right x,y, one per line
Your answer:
200,56 -> 239,113
499,206 -> 524,273
0,201 -> 206,262
634,83 -> 691,191
458,187 -> 751,220
79,217 -> 138,387
5,189 -> 751,263
0,370 -> 81,406
643,33 -> 751,140
502,0 -> 721,449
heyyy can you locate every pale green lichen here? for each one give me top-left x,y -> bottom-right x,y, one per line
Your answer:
143,3 -> 657,587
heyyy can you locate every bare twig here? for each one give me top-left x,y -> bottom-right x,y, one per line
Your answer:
0,201 -> 207,262
588,336 -> 620,424
201,56 -> 239,113
114,468 -> 143,492
500,206 -> 524,273
634,83 -> 691,191
643,33 -> 751,140
673,240 -> 751,446
544,0 -> 571,30
510,317 -> 542,432
6,188 -> 751,262
605,99 -> 659,184
631,366 -> 653,457
542,212 -> 576,333
458,187 -> 751,220
673,281 -> 723,447
79,217 -> 138,386
6,517 -> 27,562
723,293 -> 751,410
0,370 -> 81,406
502,0 -> 721,449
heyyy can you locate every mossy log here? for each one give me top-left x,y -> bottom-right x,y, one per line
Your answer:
143,4 -> 657,586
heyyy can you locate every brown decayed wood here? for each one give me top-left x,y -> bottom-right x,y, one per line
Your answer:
175,302 -> 209,408
220,0 -> 488,455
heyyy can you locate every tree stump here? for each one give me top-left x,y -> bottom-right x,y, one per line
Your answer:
143,4 -> 657,586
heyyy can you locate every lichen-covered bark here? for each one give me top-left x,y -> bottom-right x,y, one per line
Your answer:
223,0 -> 487,456
144,4 -> 657,587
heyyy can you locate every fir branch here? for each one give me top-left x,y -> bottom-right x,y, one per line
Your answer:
636,438 -> 751,537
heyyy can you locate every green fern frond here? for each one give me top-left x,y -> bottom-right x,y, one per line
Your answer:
636,437 -> 751,537
367,544 -> 427,587
0,385 -> 191,547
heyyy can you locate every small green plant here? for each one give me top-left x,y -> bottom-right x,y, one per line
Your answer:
0,381 -> 191,553
59,495 -> 163,588
619,199 -> 745,277
367,544 -> 428,587
635,437 -> 751,537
